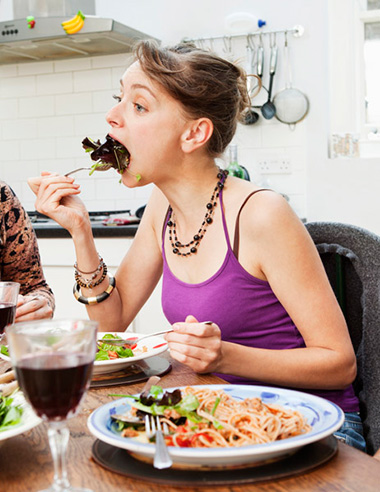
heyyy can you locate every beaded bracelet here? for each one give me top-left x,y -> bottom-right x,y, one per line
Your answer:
75,263 -> 108,289
73,276 -> 116,305
74,253 -> 103,276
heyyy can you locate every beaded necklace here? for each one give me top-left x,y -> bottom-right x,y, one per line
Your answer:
167,168 -> 228,257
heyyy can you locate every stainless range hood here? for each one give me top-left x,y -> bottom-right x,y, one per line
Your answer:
0,0 -> 159,65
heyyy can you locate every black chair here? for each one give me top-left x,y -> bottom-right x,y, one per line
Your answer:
305,221 -> 380,455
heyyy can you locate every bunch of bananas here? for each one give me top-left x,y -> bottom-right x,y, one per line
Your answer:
62,10 -> 85,35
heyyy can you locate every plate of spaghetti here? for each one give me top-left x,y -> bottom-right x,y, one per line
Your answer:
87,384 -> 344,468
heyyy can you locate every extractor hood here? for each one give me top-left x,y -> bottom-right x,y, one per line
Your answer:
0,0 -> 159,65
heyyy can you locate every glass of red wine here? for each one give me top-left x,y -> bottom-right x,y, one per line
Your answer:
6,319 -> 98,492
0,281 -> 20,342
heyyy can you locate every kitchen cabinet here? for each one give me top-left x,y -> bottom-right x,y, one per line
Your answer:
37,237 -> 168,334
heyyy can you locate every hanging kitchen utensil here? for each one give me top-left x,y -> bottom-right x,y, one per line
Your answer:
273,32 -> 309,129
261,34 -> 278,120
257,34 -> 264,81
242,39 -> 260,125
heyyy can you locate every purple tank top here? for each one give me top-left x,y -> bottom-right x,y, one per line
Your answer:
161,189 -> 359,412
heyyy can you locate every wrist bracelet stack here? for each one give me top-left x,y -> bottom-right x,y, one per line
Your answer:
74,253 -> 107,289
73,252 -> 116,304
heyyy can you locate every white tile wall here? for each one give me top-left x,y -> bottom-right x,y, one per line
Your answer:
0,52 -> 306,217
0,53 -> 154,214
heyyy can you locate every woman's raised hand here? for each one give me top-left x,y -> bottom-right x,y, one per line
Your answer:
164,315 -> 223,373
28,172 -> 89,235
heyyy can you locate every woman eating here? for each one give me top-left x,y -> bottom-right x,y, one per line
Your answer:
28,40 -> 364,450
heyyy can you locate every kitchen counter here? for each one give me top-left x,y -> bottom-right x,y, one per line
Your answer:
32,222 -> 139,238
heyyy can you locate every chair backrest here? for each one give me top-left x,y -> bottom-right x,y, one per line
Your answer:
305,221 -> 380,455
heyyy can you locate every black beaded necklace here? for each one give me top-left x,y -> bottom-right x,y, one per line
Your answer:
168,168 -> 228,257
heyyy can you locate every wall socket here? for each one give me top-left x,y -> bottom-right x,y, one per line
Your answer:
259,158 -> 292,174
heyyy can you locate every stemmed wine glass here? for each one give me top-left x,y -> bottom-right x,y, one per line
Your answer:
0,281 -> 20,342
6,319 -> 98,492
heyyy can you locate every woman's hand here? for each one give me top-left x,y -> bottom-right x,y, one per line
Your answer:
28,172 -> 89,234
15,294 -> 54,322
165,315 -> 223,373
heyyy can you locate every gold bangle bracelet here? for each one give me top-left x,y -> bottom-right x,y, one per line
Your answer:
73,276 -> 116,305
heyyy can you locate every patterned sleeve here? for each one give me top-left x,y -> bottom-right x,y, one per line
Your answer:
0,182 -> 55,313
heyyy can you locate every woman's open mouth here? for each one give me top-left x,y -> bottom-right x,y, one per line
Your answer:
82,134 -> 131,175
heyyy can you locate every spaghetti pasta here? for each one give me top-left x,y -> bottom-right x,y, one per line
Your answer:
121,386 -> 311,449
162,387 -> 311,448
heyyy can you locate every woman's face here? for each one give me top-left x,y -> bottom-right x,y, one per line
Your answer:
106,61 -> 189,186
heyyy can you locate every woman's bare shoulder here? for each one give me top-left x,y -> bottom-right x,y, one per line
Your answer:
237,187 -> 307,243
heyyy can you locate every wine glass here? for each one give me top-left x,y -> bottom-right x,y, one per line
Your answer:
0,281 -> 20,342
6,319 -> 98,492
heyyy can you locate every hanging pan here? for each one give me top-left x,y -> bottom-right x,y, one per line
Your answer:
241,37 -> 262,125
273,33 -> 309,129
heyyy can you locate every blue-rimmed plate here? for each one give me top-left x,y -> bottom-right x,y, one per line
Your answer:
87,384 -> 344,468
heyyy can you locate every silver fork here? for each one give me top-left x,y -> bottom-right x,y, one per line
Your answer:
145,415 -> 172,469
64,167 -> 92,177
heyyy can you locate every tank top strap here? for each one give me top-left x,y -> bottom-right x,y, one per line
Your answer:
233,189 -> 272,257
219,185 -> 232,250
161,205 -> 172,252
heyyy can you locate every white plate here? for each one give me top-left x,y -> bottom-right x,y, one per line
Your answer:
93,332 -> 168,375
0,333 -> 169,376
87,384 -> 344,468
0,391 -> 41,444
0,349 -> 10,363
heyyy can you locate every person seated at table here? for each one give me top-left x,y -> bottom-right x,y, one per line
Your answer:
28,40 -> 364,450
0,180 -> 55,320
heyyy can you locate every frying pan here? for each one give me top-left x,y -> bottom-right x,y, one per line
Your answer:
273,35 -> 309,128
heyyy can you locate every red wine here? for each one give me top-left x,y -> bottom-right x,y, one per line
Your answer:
15,353 -> 93,420
0,302 -> 16,334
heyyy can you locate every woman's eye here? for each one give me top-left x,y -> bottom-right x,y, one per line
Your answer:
134,103 -> 146,113
112,94 -> 122,103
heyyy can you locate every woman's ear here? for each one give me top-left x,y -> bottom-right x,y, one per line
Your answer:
181,118 -> 214,153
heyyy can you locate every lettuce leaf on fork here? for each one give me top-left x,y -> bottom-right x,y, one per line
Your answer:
82,134 -> 136,177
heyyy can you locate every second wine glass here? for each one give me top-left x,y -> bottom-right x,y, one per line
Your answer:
0,281 -> 20,342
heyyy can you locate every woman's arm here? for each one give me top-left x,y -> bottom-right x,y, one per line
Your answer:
167,192 -> 357,389
0,182 -> 55,320
28,174 -> 165,331
76,188 -> 165,331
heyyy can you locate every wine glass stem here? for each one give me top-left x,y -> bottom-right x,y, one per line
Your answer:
47,421 -> 71,491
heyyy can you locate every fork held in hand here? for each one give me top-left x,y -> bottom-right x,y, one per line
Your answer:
64,167 -> 92,177
145,415 -> 172,469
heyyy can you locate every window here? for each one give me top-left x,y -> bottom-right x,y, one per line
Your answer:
359,8 -> 380,137
363,20 -> 380,124
367,0 -> 380,10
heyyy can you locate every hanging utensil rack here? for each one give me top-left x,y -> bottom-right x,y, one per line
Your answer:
184,25 -> 304,47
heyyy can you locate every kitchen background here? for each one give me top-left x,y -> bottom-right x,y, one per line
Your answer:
0,0 -> 379,323
0,0 -> 378,231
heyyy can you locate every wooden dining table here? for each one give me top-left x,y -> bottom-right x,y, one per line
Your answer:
1,355 -> 380,492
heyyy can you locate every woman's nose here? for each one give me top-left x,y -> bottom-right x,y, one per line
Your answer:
106,106 -> 121,127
